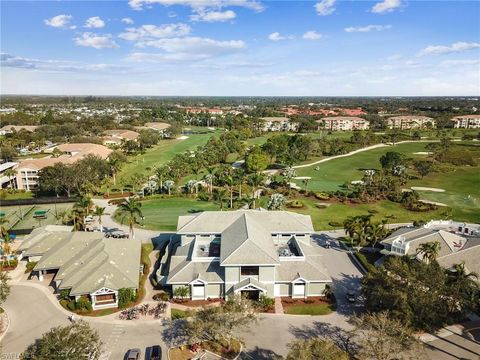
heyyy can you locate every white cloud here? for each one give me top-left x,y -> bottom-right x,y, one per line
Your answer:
371,0 -> 402,14
121,17 -> 134,24
439,59 -> 480,67
84,16 -> 105,28
191,10 -> 236,22
418,41 -> 480,56
268,32 -> 285,41
44,14 -> 73,28
302,31 -> 322,40
119,23 -> 191,41
1,53 -> 129,73
127,36 -> 246,62
128,0 -> 264,12
314,0 -> 336,16
74,33 -> 119,49
345,24 -> 392,33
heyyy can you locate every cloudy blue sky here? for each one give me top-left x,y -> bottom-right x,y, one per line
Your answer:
1,0 -> 479,96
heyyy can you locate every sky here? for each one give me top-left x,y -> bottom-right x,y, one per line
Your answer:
1,0 -> 479,96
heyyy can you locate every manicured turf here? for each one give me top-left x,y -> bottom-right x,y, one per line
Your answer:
115,130 -> 220,182
283,302 -> 334,315
288,197 -> 451,230
295,142 -> 431,192
115,197 -> 219,231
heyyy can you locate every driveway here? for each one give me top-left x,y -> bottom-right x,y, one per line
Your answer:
1,285 -> 167,360
93,198 -> 168,245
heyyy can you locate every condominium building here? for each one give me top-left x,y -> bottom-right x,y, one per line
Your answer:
261,117 -> 299,132
316,117 -> 370,131
16,143 -> 112,191
386,116 -> 436,129
451,115 -> 480,129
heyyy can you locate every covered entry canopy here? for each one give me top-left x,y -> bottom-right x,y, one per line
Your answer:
233,277 -> 267,293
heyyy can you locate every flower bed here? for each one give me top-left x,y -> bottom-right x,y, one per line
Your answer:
169,339 -> 242,360
171,298 -> 223,307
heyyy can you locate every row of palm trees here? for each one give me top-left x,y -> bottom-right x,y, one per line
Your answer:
343,214 -> 388,247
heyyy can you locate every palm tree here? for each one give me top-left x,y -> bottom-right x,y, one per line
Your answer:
4,168 -> 16,189
213,188 -> 228,211
163,180 -> 174,196
118,197 -> 143,239
108,157 -> 122,186
369,221 -> 386,247
416,241 -> 441,263
73,196 -> 94,231
248,173 -> 264,209
0,217 -> 9,239
93,206 -> 105,233
225,176 -> 235,209
302,178 -> 310,192
1,233 -> 13,267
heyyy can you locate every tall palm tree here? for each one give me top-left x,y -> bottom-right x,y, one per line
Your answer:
74,196 -> 94,231
225,176 -> 235,209
0,217 -> 9,239
118,197 -> 143,239
213,188 -> 228,211
93,206 -> 106,233
416,241 -> 441,263
108,157 -> 122,186
4,168 -> 17,189
1,233 -> 13,267
248,173 -> 264,209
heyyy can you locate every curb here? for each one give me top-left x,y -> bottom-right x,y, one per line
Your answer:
0,308 -> 10,343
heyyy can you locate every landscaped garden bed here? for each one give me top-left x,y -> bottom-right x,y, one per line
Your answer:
169,339 -> 242,360
281,296 -> 335,315
171,298 -> 223,307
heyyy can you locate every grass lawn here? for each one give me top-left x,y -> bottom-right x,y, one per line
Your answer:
295,142 -> 431,192
1,191 -> 34,200
283,302 -> 335,315
112,131 -> 220,185
288,197 -> 451,230
115,197 -> 219,231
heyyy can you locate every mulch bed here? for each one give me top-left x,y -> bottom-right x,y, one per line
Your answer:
172,298 -> 224,307
281,296 -> 331,307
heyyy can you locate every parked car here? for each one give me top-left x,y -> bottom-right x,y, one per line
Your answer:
346,290 -> 356,303
105,230 -> 129,239
149,345 -> 162,360
126,348 -> 141,360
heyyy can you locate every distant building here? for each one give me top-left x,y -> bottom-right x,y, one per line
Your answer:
316,116 -> 370,131
19,225 -> 141,310
103,129 -> 139,146
386,116 -> 436,129
135,122 -> 171,137
260,117 -> 298,132
16,143 -> 112,191
161,209 -> 331,300
380,220 -> 480,279
0,125 -> 38,136
0,162 -> 18,188
451,115 -> 480,129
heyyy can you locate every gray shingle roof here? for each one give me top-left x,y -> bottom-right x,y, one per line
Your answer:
23,227 -> 140,296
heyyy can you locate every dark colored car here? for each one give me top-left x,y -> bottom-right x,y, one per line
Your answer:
149,345 -> 162,360
126,348 -> 141,360
346,290 -> 356,303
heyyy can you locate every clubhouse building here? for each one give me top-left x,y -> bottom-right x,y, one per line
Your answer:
19,225 -> 141,310
161,209 -> 331,300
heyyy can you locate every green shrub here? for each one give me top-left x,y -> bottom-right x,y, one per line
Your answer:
75,297 -> 92,312
25,261 -> 38,273
258,294 -> 275,311
353,252 -> 376,273
67,300 -> 76,311
59,299 -> 69,309
328,221 -> 342,228
171,309 -> 189,320
173,286 -> 190,300
314,192 -> 330,201
59,288 -> 71,300
0,259 -> 18,268
118,288 -> 136,308
315,203 -> 328,209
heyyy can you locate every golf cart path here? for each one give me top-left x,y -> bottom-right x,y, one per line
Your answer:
411,187 -> 446,192
292,139 -> 450,169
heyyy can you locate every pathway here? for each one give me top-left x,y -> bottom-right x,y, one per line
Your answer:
292,139 -> 454,169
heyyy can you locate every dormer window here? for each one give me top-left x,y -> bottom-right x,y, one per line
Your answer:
241,266 -> 259,276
